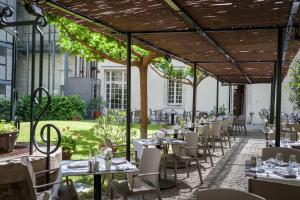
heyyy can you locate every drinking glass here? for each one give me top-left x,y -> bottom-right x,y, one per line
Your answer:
256,157 -> 262,168
289,154 -> 297,168
276,153 -> 283,166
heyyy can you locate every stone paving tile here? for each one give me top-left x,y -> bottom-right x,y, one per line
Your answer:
93,128 -> 266,200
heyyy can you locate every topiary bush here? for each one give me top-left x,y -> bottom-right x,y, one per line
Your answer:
0,98 -> 10,121
16,95 -> 86,121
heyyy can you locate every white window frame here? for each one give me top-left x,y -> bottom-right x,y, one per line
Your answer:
167,80 -> 183,105
105,70 -> 127,110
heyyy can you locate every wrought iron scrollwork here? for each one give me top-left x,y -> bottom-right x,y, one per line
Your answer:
32,87 -> 62,155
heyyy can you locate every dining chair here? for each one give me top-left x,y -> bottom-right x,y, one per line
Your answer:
232,116 -> 241,135
238,115 -> 247,135
197,188 -> 265,200
227,116 -> 236,141
248,179 -> 300,200
0,157 -> 69,200
197,124 -> 213,167
210,120 -> 224,155
221,119 -> 232,148
261,147 -> 300,162
110,148 -> 162,200
173,132 -> 203,185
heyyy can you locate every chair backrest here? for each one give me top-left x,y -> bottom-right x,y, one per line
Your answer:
202,124 -> 210,138
184,132 -> 199,157
210,120 -> 222,137
221,119 -> 230,132
248,179 -> 300,200
197,188 -> 265,200
292,124 -> 300,132
261,147 -> 300,162
0,157 -> 36,200
139,148 -> 162,188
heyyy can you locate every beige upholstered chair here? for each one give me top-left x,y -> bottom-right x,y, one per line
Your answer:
197,188 -> 265,200
227,116 -> 236,140
248,179 -> 300,200
268,131 -> 297,141
173,132 -> 203,185
197,124 -> 213,167
210,120 -> 225,155
261,147 -> 300,162
111,148 -> 162,200
0,157 -> 66,200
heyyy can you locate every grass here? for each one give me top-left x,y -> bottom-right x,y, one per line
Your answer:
18,120 -> 160,188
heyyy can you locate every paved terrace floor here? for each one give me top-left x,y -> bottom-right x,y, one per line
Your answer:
92,125 -> 266,200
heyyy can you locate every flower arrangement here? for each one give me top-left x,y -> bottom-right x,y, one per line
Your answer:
100,147 -> 113,161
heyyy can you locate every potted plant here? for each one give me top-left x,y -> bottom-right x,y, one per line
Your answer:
70,111 -> 81,121
61,127 -> 77,160
88,97 -> 105,119
0,120 -> 19,152
100,147 -> 113,170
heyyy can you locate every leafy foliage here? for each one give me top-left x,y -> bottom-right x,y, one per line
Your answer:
61,126 -> 77,152
0,120 -> 17,134
209,104 -> 227,116
0,98 -> 10,121
48,15 -> 206,85
258,108 -> 270,122
16,95 -> 86,121
90,111 -> 137,145
288,59 -> 300,110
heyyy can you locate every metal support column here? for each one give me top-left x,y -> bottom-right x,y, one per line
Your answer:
126,33 -> 131,161
275,28 -> 283,147
192,63 -> 197,123
30,25 -> 36,155
38,32 -> 44,102
216,78 -> 219,116
10,33 -> 17,121
228,84 -> 231,114
270,62 -> 276,124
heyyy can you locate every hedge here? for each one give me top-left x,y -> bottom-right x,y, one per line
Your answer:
0,98 -> 10,120
15,95 -> 86,121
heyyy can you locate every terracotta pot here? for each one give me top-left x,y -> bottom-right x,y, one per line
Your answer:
72,116 -> 81,121
62,150 -> 72,160
0,131 -> 19,152
93,111 -> 101,118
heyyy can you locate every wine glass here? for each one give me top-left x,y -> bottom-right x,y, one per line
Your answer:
276,153 -> 283,166
289,154 -> 297,168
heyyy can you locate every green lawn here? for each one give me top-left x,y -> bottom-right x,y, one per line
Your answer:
18,120 -> 160,189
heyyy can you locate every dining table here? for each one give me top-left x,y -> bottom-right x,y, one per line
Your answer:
245,160 -> 300,186
55,158 -> 138,200
266,139 -> 300,149
133,138 -> 186,189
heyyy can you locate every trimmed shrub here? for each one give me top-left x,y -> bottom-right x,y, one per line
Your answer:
0,98 -> 10,121
16,95 -> 86,121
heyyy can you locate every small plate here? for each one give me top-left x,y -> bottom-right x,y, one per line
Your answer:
249,168 -> 265,173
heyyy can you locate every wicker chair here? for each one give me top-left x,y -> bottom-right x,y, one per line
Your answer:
0,157 -> 68,200
173,132 -> 203,185
197,188 -> 265,200
261,147 -> 300,162
210,120 -> 225,155
248,179 -> 300,200
197,124 -> 213,167
110,148 -> 162,200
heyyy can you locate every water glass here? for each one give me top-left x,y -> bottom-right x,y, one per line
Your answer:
276,153 -> 283,166
256,157 -> 262,168
289,154 -> 297,168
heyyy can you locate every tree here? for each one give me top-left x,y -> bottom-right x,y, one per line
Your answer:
288,58 -> 300,110
49,16 -> 206,138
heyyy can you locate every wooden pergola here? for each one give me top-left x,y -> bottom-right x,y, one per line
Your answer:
37,0 -> 300,161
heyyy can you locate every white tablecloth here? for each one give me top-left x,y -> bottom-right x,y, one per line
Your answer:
133,138 -> 186,160
251,164 -> 300,186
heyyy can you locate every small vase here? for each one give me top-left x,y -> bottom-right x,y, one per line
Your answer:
105,159 -> 112,170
